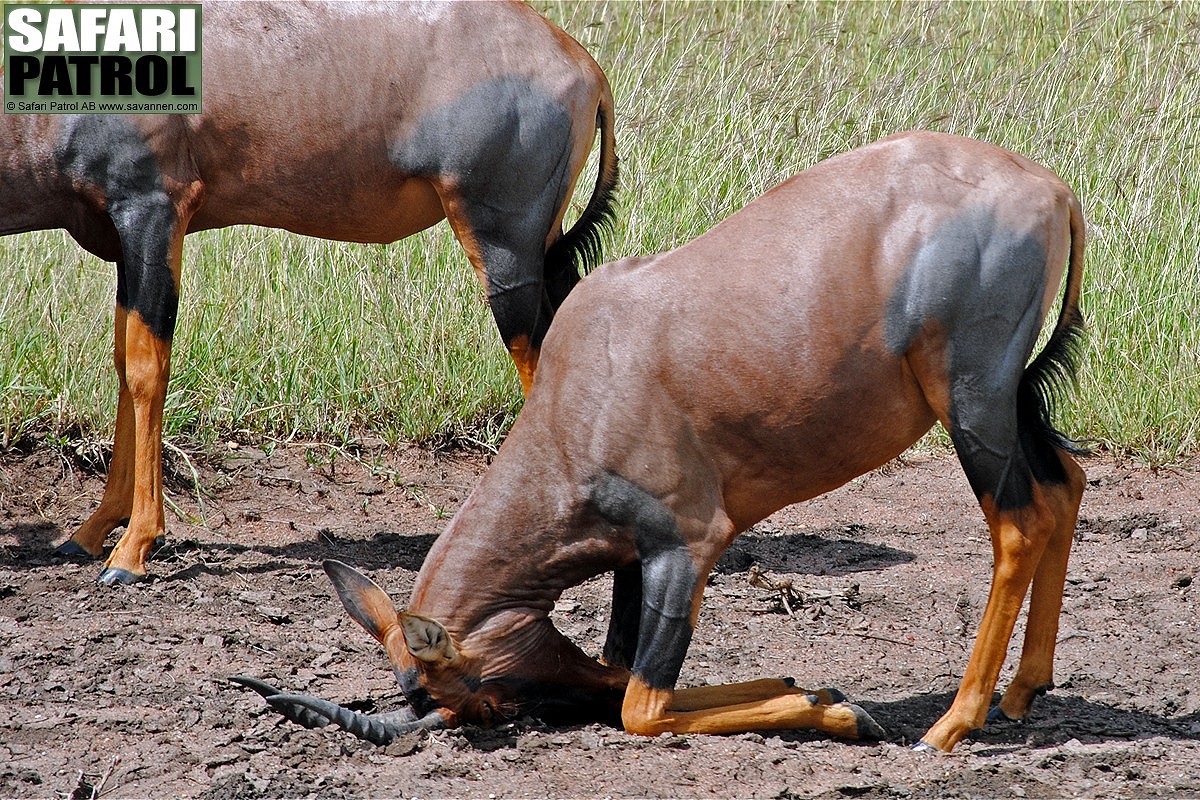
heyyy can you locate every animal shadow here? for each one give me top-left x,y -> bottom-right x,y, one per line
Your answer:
847,691 -> 1200,750
716,525 -> 916,577
0,523 -> 436,581
0,520 -> 62,559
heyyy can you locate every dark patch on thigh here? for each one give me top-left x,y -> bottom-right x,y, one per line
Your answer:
390,76 -> 573,243
55,115 -> 180,339
590,472 -> 697,689
947,425 -> 1034,511
884,207 -> 1051,510
390,77 -> 577,347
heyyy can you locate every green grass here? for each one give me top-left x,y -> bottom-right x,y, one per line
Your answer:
2,1 -> 1199,462
0,226 -> 518,450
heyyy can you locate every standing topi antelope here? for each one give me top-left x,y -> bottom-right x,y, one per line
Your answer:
0,1 -> 617,584
236,130 -> 1086,752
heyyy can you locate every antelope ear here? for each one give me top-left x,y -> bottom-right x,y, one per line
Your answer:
397,611 -> 458,664
323,560 -> 399,644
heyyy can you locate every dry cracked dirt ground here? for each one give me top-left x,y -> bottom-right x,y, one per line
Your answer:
1,441 -> 1198,799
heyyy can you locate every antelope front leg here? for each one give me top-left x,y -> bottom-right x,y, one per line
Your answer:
58,301 -> 136,558
93,205 -> 186,585
672,679 -> 848,710
590,470 -> 884,742
98,311 -> 171,585
624,677 -> 881,740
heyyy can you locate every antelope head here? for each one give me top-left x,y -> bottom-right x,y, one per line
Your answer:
233,560 -> 626,744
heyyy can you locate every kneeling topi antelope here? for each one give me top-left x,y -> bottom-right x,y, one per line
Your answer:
236,130 -> 1085,752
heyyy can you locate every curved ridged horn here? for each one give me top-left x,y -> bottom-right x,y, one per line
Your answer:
231,675 -> 444,744
229,675 -> 331,729
266,693 -> 446,745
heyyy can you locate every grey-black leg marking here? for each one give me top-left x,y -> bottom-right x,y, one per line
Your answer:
471,237 -> 552,353
590,472 -> 698,690
884,208 -> 1064,510
602,564 -> 642,669
111,198 -> 180,339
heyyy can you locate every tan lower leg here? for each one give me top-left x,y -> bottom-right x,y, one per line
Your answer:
672,678 -> 826,711
999,459 -> 1084,718
508,335 -> 539,395
622,676 -> 869,739
102,312 -> 169,576
69,308 -> 136,554
920,495 -> 1053,751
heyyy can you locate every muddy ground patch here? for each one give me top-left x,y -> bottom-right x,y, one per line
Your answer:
1,445 -> 1198,798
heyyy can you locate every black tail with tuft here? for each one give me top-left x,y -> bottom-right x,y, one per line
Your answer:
545,155 -> 619,287
1017,303 -> 1089,486
1016,191 -> 1089,486
537,105 -> 620,346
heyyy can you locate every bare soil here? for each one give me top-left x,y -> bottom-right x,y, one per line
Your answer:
1,442 -> 1198,799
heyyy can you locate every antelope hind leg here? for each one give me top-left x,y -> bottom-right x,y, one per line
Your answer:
993,452 -> 1085,723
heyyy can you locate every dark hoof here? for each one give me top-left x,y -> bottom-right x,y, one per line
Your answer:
55,540 -> 100,560
849,703 -> 886,741
986,705 -> 1018,724
820,686 -> 848,705
797,686 -> 847,705
97,567 -> 144,586
912,740 -> 940,753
